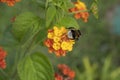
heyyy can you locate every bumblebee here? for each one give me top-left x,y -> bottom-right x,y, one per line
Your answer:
67,27 -> 81,40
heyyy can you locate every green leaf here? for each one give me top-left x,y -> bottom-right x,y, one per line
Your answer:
53,0 -> 74,11
18,52 -> 54,80
57,16 -> 79,29
61,0 -> 74,11
101,56 -> 112,80
46,6 -> 56,28
90,1 -> 99,19
12,12 -> 42,41
53,8 -> 64,24
111,68 -> 120,79
35,28 -> 47,46
83,57 -> 94,80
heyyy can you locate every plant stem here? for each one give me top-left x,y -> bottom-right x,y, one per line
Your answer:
10,28 -> 42,80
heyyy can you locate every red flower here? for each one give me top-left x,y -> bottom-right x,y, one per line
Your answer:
69,1 -> 89,22
68,71 -> 75,78
0,47 -> 7,69
55,49 -> 66,57
0,47 -> 7,60
55,73 -> 63,80
48,47 -> 54,53
55,64 -> 75,80
0,59 -> 6,69
0,0 -> 20,6
44,39 -> 53,48
44,26 -> 75,57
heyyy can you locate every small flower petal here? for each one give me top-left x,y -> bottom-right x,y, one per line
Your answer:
0,47 -> 7,69
44,26 -> 75,56
69,0 -> 89,22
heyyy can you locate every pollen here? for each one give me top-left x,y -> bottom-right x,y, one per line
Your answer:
44,26 -> 75,57
69,0 -> 89,22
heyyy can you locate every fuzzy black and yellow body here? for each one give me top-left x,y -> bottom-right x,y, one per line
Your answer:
67,27 -> 81,40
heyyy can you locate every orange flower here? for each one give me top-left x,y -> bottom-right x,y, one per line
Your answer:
44,39 -> 53,47
55,64 -> 75,80
44,26 -> 75,57
48,47 -> 54,53
55,73 -> 63,80
0,48 -> 6,60
69,0 -> 89,22
0,59 -> 6,69
55,49 -> 66,56
68,71 -> 75,78
58,64 -> 75,78
0,47 -> 7,69
0,0 -> 20,6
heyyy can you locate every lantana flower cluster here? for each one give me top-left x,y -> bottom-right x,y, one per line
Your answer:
44,26 -> 75,57
55,64 -> 75,80
69,0 -> 89,22
0,47 -> 7,69
0,0 -> 20,6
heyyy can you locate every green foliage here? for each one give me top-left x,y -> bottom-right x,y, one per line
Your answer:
57,16 -> 79,29
101,56 -> 111,80
46,6 -> 56,28
110,68 -> 120,80
90,0 -> 99,19
52,0 -> 73,10
83,57 -> 97,80
12,12 -> 42,41
18,52 -> 54,80
46,0 -> 75,28
59,0 -> 73,11
0,0 -> 120,80
76,56 -> 120,80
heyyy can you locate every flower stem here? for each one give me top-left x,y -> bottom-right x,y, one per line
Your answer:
10,27 -> 42,80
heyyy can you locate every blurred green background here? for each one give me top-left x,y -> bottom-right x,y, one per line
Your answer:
0,0 -> 120,80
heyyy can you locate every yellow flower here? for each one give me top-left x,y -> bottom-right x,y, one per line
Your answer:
47,32 -> 54,39
60,27 -> 67,33
53,26 -> 67,37
54,26 -> 63,36
45,26 -> 76,56
61,42 -> 70,50
75,1 -> 87,10
67,44 -> 73,51
68,41 -> 75,51
53,36 -> 61,42
61,40 -> 75,51
69,40 -> 75,44
53,42 -> 61,50
69,0 -> 89,22
53,26 -> 58,31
